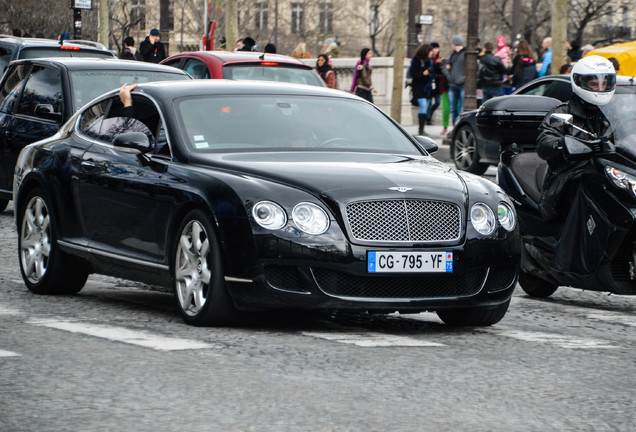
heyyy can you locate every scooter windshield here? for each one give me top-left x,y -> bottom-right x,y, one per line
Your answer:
601,77 -> 636,159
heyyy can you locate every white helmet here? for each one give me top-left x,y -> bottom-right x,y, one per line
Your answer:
571,55 -> 616,106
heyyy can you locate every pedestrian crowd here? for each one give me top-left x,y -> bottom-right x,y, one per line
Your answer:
403,33 -> 611,136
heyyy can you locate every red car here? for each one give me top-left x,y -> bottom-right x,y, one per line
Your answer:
161,50 -> 325,87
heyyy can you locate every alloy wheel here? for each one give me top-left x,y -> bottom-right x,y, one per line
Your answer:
175,220 -> 212,316
20,196 -> 51,283
453,127 -> 477,170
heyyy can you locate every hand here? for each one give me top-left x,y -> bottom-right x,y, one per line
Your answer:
372,88 -> 378,94
119,83 -> 138,107
423,70 -> 430,76
446,64 -> 451,70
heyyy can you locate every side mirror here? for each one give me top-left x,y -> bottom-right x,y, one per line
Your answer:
414,135 -> 438,154
550,112 -> 597,138
549,113 -> 573,126
34,104 -> 62,123
113,132 -> 152,153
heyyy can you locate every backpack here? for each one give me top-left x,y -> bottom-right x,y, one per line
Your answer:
517,57 -> 538,86
330,69 -> 339,88
406,57 -> 415,79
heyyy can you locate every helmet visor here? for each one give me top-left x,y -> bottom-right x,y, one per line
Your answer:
573,73 -> 616,93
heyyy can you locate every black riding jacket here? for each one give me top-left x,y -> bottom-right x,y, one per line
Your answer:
536,95 -> 613,172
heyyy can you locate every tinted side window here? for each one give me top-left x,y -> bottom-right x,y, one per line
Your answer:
18,66 -> 63,119
162,58 -> 183,69
80,95 -> 156,146
519,82 -> 552,96
544,81 -> 573,102
183,59 -> 210,79
0,46 -> 13,73
79,99 -> 111,139
0,64 -> 30,114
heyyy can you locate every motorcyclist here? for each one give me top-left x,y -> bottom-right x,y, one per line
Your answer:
536,55 -> 616,220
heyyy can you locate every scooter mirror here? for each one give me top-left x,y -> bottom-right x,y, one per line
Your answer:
549,113 -> 573,126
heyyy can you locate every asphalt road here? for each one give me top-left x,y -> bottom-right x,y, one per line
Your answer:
0,201 -> 635,432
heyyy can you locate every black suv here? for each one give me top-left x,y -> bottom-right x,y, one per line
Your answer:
0,58 -> 191,211
0,35 -> 116,73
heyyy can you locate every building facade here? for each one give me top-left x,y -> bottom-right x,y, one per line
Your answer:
115,0 -> 633,60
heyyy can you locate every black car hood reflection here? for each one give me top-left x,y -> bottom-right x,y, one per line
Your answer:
195,152 -> 466,204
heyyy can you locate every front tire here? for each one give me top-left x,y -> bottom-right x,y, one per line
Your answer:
451,125 -> 489,175
518,271 -> 558,298
436,299 -> 511,326
173,209 -> 240,326
18,188 -> 88,294
0,199 -> 8,213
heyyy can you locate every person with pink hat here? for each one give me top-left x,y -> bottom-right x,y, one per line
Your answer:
494,36 -> 512,65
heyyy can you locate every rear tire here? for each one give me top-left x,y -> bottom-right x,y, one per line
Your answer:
173,209 -> 241,326
18,188 -> 88,294
518,271 -> 558,298
451,125 -> 489,175
437,299 -> 511,326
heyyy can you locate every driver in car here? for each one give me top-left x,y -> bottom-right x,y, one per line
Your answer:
536,55 -> 616,220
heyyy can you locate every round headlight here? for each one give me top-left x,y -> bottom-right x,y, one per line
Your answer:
470,203 -> 496,235
252,201 -> 287,230
497,202 -> 516,231
292,202 -> 330,235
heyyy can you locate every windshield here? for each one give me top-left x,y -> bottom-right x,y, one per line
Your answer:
19,47 -> 114,60
69,70 -> 188,110
601,80 -> 636,153
222,65 -> 324,87
176,95 -> 420,155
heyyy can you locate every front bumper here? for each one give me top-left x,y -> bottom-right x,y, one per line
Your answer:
227,241 -> 519,312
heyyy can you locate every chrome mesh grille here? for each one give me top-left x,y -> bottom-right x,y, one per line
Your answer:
345,199 -> 461,242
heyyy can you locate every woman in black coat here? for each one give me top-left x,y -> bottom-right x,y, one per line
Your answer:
410,43 -> 435,135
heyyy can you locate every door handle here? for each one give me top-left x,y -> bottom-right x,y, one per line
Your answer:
80,160 -> 96,170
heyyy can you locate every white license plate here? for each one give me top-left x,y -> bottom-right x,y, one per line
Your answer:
367,251 -> 453,273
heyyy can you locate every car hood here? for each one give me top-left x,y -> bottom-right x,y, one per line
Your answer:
195,152 -> 467,205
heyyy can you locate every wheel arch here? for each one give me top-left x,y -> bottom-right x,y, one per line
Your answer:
14,173 -> 53,227
166,194 -> 256,281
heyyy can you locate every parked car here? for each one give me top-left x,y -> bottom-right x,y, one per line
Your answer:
161,50 -> 325,87
0,58 -> 191,211
0,35 -> 115,73
449,75 -> 573,174
449,74 -> 636,174
13,80 -> 520,327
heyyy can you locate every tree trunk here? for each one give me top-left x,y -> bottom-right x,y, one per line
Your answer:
390,0 -> 409,122
464,0 -> 480,112
551,0 -> 568,73
224,0 -> 238,54
98,0 -> 109,48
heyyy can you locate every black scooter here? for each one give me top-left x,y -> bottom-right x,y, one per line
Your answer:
476,95 -> 636,297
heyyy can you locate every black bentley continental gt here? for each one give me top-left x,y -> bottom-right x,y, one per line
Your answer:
13,80 -> 520,326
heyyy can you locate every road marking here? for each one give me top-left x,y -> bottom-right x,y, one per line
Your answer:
0,304 -> 22,316
495,330 -> 618,349
302,331 -> 445,347
28,319 -> 216,351
587,312 -> 636,327
0,349 -> 20,357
